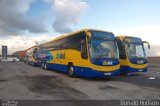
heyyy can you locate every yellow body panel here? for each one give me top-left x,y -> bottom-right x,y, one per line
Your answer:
120,59 -> 148,69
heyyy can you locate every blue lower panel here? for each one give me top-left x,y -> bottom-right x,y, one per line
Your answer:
47,63 -> 120,78
28,61 -> 40,67
28,61 -> 34,65
36,62 -> 42,67
120,66 -> 148,74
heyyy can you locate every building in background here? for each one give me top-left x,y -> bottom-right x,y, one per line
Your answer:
12,46 -> 36,61
2,46 -> 7,60
12,51 -> 26,61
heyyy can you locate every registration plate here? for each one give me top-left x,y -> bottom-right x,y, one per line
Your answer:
138,69 -> 143,72
104,73 -> 111,75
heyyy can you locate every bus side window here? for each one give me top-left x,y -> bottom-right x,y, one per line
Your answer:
65,32 -> 88,59
116,38 -> 126,59
66,32 -> 86,51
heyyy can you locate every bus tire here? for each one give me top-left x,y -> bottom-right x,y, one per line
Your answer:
41,61 -> 44,69
44,62 -> 47,70
68,65 -> 76,77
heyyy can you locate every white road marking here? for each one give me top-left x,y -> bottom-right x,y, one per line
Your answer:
148,77 -> 156,80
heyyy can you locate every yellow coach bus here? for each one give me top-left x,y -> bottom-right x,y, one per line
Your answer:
115,36 -> 150,75
36,29 -> 120,78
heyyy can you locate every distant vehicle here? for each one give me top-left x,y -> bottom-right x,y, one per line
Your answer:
35,29 -> 120,78
12,58 -> 19,62
115,36 -> 150,75
0,57 -> 20,62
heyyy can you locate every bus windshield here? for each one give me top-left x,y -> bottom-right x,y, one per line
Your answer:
90,31 -> 119,59
126,43 -> 146,59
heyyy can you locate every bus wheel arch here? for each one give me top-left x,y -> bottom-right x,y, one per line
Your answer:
67,62 -> 76,77
44,62 -> 47,70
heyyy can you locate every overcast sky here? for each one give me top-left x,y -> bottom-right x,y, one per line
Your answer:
0,0 -> 160,56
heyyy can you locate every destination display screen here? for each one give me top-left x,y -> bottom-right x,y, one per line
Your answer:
90,31 -> 114,40
124,37 -> 142,43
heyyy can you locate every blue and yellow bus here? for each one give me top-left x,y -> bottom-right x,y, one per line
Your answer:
115,36 -> 150,75
36,29 -> 120,78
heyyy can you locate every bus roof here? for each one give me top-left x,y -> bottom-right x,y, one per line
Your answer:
39,29 -> 113,46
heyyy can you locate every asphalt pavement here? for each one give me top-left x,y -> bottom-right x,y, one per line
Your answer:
0,62 -> 159,100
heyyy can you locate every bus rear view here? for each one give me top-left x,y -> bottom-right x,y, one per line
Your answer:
116,36 -> 150,75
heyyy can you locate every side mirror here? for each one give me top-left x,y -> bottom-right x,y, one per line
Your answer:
143,41 -> 150,49
81,40 -> 88,59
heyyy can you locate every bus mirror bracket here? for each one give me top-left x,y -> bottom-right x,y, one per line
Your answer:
143,41 -> 150,49
86,31 -> 91,43
86,31 -> 91,38
114,38 -> 118,49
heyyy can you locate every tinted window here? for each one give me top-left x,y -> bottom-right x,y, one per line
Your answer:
39,32 -> 86,51
66,32 -> 86,51
54,38 -> 67,50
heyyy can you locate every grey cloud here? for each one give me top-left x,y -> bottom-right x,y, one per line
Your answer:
50,0 -> 88,33
0,0 -> 47,35
53,18 -> 72,33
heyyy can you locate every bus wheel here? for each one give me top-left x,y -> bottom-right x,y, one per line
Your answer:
44,62 -> 47,70
68,65 -> 75,77
41,61 -> 44,68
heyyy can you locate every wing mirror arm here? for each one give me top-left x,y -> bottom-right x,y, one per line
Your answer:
114,38 -> 118,49
143,41 -> 150,49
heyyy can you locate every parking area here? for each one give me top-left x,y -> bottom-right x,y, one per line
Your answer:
0,62 -> 159,100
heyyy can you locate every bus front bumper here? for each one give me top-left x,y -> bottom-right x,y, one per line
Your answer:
74,67 -> 120,78
120,66 -> 148,74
